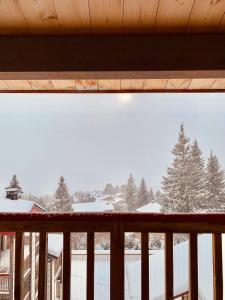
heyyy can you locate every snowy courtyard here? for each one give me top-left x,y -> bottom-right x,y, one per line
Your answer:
70,235 -> 214,300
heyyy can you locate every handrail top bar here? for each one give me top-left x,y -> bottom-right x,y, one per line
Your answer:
0,212 -> 225,233
0,212 -> 224,222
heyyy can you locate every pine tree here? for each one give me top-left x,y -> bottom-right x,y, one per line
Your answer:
54,176 -> 72,212
148,188 -> 155,203
103,183 -> 114,195
125,174 -> 137,211
189,140 -> 206,211
155,190 -> 163,204
161,124 -> 192,212
205,151 -> 225,211
137,178 -> 148,208
9,175 -> 22,190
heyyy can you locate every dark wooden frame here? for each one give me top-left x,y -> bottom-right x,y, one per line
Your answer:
5,213 -> 224,300
1,35 -> 225,80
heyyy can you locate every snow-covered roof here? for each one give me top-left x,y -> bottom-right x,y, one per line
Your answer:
0,198 -> 37,212
5,188 -> 20,192
0,245 -> 30,273
48,234 -> 63,257
72,200 -> 113,212
136,202 -> 162,213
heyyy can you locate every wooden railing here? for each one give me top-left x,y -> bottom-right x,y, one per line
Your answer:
0,273 -> 10,292
0,212 -> 224,300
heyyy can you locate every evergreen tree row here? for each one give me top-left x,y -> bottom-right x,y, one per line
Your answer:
125,174 -> 156,211
162,124 -> 225,212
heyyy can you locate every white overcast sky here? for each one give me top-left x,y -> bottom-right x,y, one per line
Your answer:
0,92 -> 224,196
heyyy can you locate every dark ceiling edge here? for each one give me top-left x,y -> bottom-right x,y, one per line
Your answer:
0,89 -> 224,94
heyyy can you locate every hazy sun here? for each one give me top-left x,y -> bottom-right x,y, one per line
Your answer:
117,93 -> 133,103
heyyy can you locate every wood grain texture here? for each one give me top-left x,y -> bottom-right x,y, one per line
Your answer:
123,0 -> 159,33
0,0 -> 29,35
166,79 -> 191,89
120,79 -> 145,90
188,78 -> 215,89
212,233 -> 223,300
2,78 -> 225,92
186,0 -> 225,33
211,79 -> 225,89
51,80 -> 75,90
89,0 -> 123,33
53,0 -> 91,33
74,80 -> 99,90
17,0 -> 60,34
0,81 -> 9,90
143,79 -> 168,89
28,80 -> 54,90
1,0 -> 225,35
98,80 -> 121,90
155,0 -> 195,33
5,80 -> 32,90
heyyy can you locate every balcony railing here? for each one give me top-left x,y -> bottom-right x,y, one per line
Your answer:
0,212 -> 224,300
0,273 -> 10,292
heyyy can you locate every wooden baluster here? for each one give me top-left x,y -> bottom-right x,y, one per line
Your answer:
165,233 -> 173,300
141,232 -> 149,300
212,233 -> 223,300
189,233 -> 198,300
63,232 -> 71,300
14,232 -> 24,300
38,232 -> 47,300
87,232 -> 95,300
110,222 -> 124,300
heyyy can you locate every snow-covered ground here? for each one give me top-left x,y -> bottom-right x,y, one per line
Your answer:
70,234 -> 214,300
136,202 -> 162,213
72,198 -> 113,212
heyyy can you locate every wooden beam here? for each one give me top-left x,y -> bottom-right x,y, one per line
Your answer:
1,35 -> 225,79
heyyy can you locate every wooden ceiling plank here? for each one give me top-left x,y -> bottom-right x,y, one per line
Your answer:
143,79 -> 168,89
211,79 -> 225,89
154,0 -> 195,33
17,0 -> 61,34
120,80 -> 145,90
5,80 -> 32,90
53,0 -> 91,34
0,81 -> 10,90
166,79 -> 191,89
123,0 -> 159,33
186,0 -> 225,33
0,0 -> 29,35
89,0 -> 123,33
74,80 -> 99,90
188,79 -> 215,89
98,80 -> 121,90
51,80 -> 75,90
28,80 -> 54,90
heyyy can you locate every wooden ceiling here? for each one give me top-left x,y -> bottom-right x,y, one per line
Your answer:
1,0 -> 225,35
1,79 -> 225,92
1,0 -> 225,92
